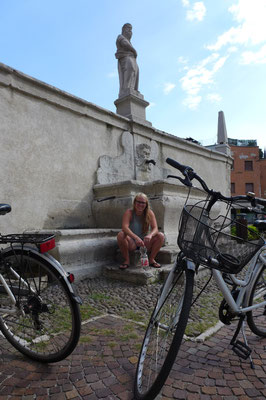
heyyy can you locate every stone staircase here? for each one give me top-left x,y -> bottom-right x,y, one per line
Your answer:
104,245 -> 179,285
28,228 -> 180,284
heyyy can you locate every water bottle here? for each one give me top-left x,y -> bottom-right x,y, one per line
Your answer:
140,246 -> 149,267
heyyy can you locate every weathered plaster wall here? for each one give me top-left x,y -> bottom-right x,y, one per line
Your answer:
0,63 -> 231,236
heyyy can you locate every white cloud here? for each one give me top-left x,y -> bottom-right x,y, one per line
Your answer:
181,0 -> 190,7
183,95 -> 202,109
180,53 -> 227,109
186,2 -> 206,22
163,82 -> 176,94
179,0 -> 266,111
181,1 -> 206,22
228,46 -> 238,53
241,44 -> 266,64
212,56 -> 228,72
207,0 -> 266,51
180,54 -> 227,96
206,93 -> 222,103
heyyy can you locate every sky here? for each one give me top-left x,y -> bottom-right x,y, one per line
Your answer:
0,0 -> 265,150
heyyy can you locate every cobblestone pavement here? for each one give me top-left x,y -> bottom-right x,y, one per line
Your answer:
0,315 -> 266,400
1,310 -> 266,400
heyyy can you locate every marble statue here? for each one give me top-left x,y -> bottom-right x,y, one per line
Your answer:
115,23 -> 139,97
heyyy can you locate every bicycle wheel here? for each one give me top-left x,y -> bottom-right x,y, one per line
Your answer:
134,262 -> 194,400
0,248 -> 81,362
247,263 -> 266,337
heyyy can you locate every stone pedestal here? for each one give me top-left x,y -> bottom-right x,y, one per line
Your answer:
92,180 -> 206,246
114,89 -> 151,125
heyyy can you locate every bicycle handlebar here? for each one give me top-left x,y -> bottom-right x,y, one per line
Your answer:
165,158 -> 192,175
166,157 -> 266,209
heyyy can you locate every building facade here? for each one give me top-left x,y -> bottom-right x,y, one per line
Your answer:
229,139 -> 263,197
260,158 -> 266,198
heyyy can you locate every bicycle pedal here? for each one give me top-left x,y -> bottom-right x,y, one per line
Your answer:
232,340 -> 252,360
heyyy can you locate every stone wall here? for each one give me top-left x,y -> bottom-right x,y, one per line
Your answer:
0,62 -> 231,237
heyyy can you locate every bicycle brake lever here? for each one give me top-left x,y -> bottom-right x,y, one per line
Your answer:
182,176 -> 192,187
167,175 -> 192,187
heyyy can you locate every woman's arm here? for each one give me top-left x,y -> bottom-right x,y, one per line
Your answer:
145,210 -> 158,240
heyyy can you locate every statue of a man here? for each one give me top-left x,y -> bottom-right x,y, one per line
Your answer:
115,23 -> 139,98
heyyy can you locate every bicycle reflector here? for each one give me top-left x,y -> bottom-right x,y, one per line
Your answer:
67,273 -> 75,283
39,238 -> 56,253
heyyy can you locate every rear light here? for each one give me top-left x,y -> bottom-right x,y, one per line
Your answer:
67,273 -> 75,283
39,238 -> 56,253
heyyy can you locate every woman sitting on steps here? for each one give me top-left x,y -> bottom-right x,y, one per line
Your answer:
117,193 -> 164,269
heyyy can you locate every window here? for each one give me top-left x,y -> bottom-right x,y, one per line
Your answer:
231,160 -> 234,170
245,183 -> 254,193
231,183 -> 235,193
245,160 -> 253,171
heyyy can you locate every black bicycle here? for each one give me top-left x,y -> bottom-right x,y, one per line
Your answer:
0,203 -> 82,363
134,157 -> 266,400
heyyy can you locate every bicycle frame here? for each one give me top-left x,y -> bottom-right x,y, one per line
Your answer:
153,244 -> 265,332
212,245 -> 266,315
0,267 -> 33,313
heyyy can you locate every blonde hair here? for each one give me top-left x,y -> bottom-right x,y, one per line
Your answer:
133,193 -> 150,234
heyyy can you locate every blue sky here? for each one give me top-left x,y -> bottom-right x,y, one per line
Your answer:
1,0 -> 265,150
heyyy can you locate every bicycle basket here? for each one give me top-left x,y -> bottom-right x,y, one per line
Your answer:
178,200 -> 264,274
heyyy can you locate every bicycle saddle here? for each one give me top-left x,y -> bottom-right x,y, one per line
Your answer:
0,204 -> 11,215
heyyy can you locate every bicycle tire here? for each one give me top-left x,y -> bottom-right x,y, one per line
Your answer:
247,263 -> 266,337
134,262 -> 194,400
0,248 -> 81,362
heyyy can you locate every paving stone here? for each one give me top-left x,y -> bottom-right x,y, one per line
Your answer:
0,281 -> 266,400
187,394 -> 201,400
50,393 -> 66,400
173,388 -> 187,399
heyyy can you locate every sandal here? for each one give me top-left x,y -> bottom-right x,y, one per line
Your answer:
119,263 -> 129,270
150,261 -> 161,268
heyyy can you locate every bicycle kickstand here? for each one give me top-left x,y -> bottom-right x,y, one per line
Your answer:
230,315 -> 254,369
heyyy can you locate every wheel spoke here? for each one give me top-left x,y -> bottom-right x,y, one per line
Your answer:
135,266 -> 194,399
0,249 -> 80,362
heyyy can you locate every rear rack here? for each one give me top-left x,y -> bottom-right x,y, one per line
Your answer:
0,233 -> 55,244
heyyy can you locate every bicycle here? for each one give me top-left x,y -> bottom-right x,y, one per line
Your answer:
134,157 -> 266,400
0,203 -> 82,363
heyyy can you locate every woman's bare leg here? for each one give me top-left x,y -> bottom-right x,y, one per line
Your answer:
144,232 -> 164,265
117,231 -> 136,266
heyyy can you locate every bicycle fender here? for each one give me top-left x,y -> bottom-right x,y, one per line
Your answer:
243,259 -> 264,308
2,245 -> 81,303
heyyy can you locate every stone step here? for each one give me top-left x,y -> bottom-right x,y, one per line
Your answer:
104,245 -> 179,285
115,245 -> 179,266
52,229 -> 120,280
103,263 -> 174,285
26,228 -> 120,281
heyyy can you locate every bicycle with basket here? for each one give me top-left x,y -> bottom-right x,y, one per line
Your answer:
134,157 -> 266,400
0,203 -> 82,363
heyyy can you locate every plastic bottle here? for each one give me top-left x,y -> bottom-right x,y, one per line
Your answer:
140,246 -> 149,267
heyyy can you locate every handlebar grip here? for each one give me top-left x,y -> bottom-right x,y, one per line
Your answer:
166,158 -> 193,174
